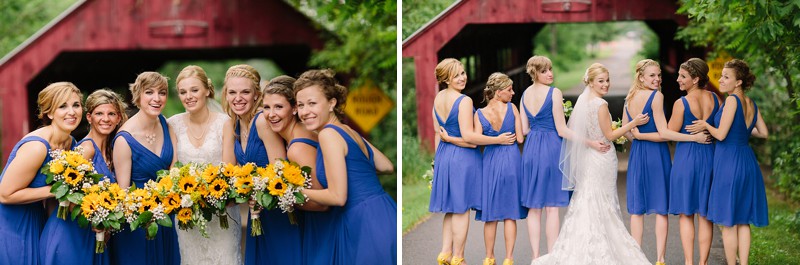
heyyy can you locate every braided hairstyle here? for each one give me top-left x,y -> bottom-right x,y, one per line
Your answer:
222,64 -> 262,119
483,72 -> 513,103
293,69 -> 348,120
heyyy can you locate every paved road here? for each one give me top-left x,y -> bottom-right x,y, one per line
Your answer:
563,38 -> 640,97
402,154 -> 727,265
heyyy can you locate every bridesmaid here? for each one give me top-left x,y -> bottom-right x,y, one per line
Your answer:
624,59 -> 708,264
167,65 -> 241,265
295,69 -> 396,264
474,73 -> 525,265
431,59 -> 516,265
0,82 -> 81,264
221,65 -> 294,265
262,75 -> 332,265
686,59 -> 768,265
664,58 -> 719,265
111,72 -> 181,265
40,89 -> 127,265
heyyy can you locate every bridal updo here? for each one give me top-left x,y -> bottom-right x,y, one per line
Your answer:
483,72 -> 513,103
584,63 -> 609,85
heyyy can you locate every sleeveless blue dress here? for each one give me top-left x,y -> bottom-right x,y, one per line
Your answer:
319,124 -> 397,264
706,95 -> 768,227
668,96 -> 718,216
296,138 -> 337,265
240,112 -> 302,265
626,90 -> 672,215
0,136 -> 56,264
110,115 -> 181,265
40,138 -> 111,265
520,87 -> 571,209
475,103 -> 526,221
429,95 -> 482,213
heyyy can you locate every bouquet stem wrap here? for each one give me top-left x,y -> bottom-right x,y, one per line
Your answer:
95,232 -> 105,253
250,207 -> 262,236
57,201 -> 69,220
218,212 -> 229,229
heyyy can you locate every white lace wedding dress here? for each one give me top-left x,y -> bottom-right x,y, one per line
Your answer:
168,112 -> 243,265
532,97 -> 650,265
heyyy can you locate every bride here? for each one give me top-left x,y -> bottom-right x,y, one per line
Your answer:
532,63 -> 651,264
168,65 -> 242,264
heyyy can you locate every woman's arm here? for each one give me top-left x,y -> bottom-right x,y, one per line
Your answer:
552,89 -> 575,140
168,124 -> 178,167
650,93 -> 708,143
599,103 -> 649,141
751,107 -> 769,139
512,105 -> 524,144
256,117 -> 287,162
438,128 -> 477,148
365,139 -> 394,174
520,92 -> 531,136
302,128 -> 348,206
288,144 -> 329,212
0,142 -> 54,204
458,97 -> 515,145
112,137 -> 133,189
687,96 -> 737,141
221,118 -> 237,164
79,141 -> 96,161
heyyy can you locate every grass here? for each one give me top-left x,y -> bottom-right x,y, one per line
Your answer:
401,134 -> 434,233
750,185 -> 800,264
551,44 -> 615,91
403,180 -> 432,233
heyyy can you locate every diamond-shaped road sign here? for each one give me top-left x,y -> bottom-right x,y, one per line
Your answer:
344,83 -> 394,133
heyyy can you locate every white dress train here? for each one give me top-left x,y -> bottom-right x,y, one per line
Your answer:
532,97 -> 650,265
168,112 -> 243,265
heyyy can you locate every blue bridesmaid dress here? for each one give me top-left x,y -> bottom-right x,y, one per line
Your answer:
706,95 -> 768,227
110,115 -> 181,265
295,138 -> 337,265
668,96 -> 718,216
319,124 -> 397,264
626,90 -> 672,215
520,87 -> 571,209
0,136 -> 56,264
241,111 -> 303,265
475,103 -> 526,221
40,138 -> 112,265
429,95 -> 482,213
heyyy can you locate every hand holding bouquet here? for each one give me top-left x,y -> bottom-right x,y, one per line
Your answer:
74,179 -> 126,253
155,163 -> 212,237
41,146 -> 104,219
200,163 -> 234,229
123,180 -> 174,240
226,163 -> 261,235
253,160 -> 310,225
610,119 -> 628,152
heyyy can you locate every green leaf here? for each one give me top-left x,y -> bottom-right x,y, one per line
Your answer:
136,211 -> 153,225
50,181 -> 62,193
54,183 -> 69,198
235,197 -> 248,204
109,221 -> 121,230
67,192 -> 83,204
157,216 -> 173,228
147,222 -> 159,239
294,192 -> 306,204
71,205 -> 81,221
77,214 -> 89,228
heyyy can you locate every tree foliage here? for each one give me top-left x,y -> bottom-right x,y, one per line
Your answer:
677,0 -> 800,201
0,0 -> 78,58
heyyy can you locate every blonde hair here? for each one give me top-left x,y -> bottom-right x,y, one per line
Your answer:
221,64 -> 262,119
483,72 -> 513,103
129,72 -> 169,108
37,82 -> 83,126
526,55 -> 552,83
293,69 -> 348,120
626,59 -> 660,102
583,63 -> 609,85
435,58 -> 463,90
176,65 -> 215,98
85,89 -> 128,170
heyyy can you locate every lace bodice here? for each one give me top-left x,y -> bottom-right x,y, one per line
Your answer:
586,97 -> 611,144
168,112 -> 228,164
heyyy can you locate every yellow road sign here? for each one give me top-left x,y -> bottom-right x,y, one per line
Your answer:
344,82 -> 394,133
707,53 -> 732,89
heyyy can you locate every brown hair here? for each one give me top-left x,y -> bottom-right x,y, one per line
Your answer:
176,65 -> 215,98
724,59 -> 756,91
526,55 -> 552,83
294,69 -> 348,120
435,58 -> 463,90
222,64 -> 262,119
483,72 -> 513,103
85,89 -> 128,170
129,72 -> 169,108
264,75 -> 298,106
584,63 -> 609,86
679,58 -> 710,88
626,59 -> 660,102
37,82 -> 83,126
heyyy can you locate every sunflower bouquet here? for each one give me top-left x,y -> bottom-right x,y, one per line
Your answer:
154,162 -> 212,237
74,179 -> 126,253
123,180 -> 174,240
199,163 -> 235,229
611,118 -> 629,152
253,159 -> 310,226
41,146 -> 104,219
226,163 -> 262,236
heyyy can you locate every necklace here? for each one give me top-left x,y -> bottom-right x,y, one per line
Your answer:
144,133 -> 157,144
189,112 -> 211,140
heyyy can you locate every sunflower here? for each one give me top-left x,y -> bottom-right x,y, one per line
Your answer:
49,162 -> 65,175
177,208 -> 193,224
139,196 -> 158,213
83,183 -> 101,194
63,167 -> 84,186
259,164 -> 278,180
239,163 -> 255,177
202,165 -> 220,182
65,153 -> 82,168
99,191 -> 117,210
81,193 -> 101,216
108,183 -> 122,197
282,165 -> 305,186
234,175 -> 253,194
163,193 -> 181,213
222,164 -> 238,177
209,178 -> 229,198
157,175 -> 173,191
267,177 -> 288,196
178,176 -> 198,194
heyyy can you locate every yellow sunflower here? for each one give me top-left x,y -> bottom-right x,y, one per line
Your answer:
83,183 -> 101,193
234,175 -> 253,194
49,162 -> 65,175
157,175 -> 173,191
81,193 -> 101,216
239,163 -> 255,177
178,176 -> 198,194
222,164 -> 238,177
108,184 -> 122,196
65,153 -> 82,168
282,165 -> 305,186
202,165 -> 220,182
139,196 -> 158,213
209,178 -> 229,198
177,208 -> 192,224
267,177 -> 287,196
63,167 -> 84,186
163,193 -> 181,213
99,191 -> 117,210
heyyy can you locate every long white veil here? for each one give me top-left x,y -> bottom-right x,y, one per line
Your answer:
558,87 -> 592,191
